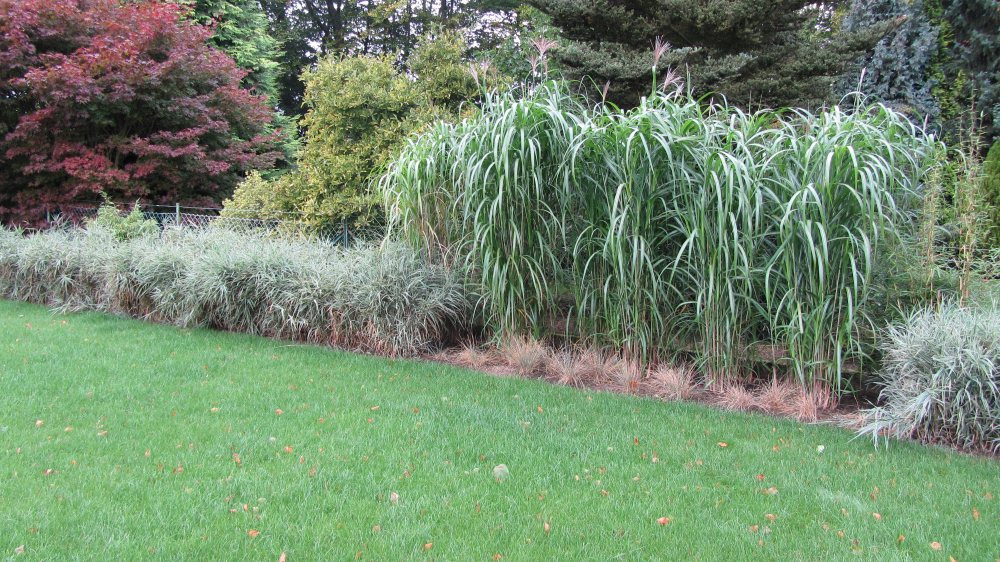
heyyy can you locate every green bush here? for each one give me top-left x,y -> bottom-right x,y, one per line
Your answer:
0,227 -> 470,355
858,303 -> 1000,452
88,200 -> 159,241
382,81 -> 938,391
222,31 -> 485,232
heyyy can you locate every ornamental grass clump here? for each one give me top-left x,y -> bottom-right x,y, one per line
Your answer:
859,304 -> 1000,451
0,225 -> 469,356
382,80 -> 938,393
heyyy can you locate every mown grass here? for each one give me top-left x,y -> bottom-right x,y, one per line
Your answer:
0,299 -> 996,560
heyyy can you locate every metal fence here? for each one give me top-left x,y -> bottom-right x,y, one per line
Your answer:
48,203 -> 386,245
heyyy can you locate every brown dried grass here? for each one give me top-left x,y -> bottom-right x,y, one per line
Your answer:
648,364 -> 697,400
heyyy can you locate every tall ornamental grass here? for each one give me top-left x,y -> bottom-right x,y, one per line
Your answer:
0,227 -> 469,356
382,82 -> 937,391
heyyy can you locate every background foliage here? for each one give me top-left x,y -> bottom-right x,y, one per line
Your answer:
525,0 -> 895,109
0,0 -> 281,225
223,31 -> 489,230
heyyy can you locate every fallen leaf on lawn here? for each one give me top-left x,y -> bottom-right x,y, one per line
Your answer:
749,525 -> 759,533
233,453 -> 241,465
492,554 -> 502,560
144,449 -> 151,458
929,541 -> 941,551
390,491 -> 399,504
717,442 -> 728,448
600,489 -> 609,497
372,525 -> 382,532
42,468 -> 54,476
543,521 -> 550,534
657,517 -> 670,526
972,507 -> 980,521
897,534 -> 905,543
493,464 -> 509,481
275,409 -> 283,416
64,426 -> 72,432
35,420 -> 43,428
366,418 -> 374,424
247,530 -> 260,538
836,530 -> 845,538
762,487 -> 778,495
872,512 -> 881,521
633,437 -> 639,445
173,465 -> 183,474
13,545 -> 24,555
210,407 -> 220,413
370,406 -> 380,411
756,474 -> 765,481
817,445 -> 825,453
537,406 -> 543,413
765,514 -> 777,522
278,553 -> 286,562
284,446 -> 293,453
423,543 -> 433,551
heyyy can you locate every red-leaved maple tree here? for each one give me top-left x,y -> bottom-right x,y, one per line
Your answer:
0,0 -> 281,225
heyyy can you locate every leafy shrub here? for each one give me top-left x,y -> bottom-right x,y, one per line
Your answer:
859,304 -> 1000,451
222,31 -> 486,232
0,227 -> 470,355
88,200 -> 159,241
382,80 -> 938,392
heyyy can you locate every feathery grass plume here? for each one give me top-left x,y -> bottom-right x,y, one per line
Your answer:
859,303 -> 1000,451
712,381 -> 757,412
753,379 -> 801,417
448,343 -> 496,370
500,335 -> 550,377
649,364 -> 697,400
383,79 -> 937,395
546,350 -> 582,386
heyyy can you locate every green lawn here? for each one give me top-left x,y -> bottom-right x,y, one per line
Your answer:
0,300 -> 996,560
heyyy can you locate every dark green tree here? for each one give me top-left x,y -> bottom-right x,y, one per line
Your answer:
943,0 -> 999,145
838,0 -> 939,121
527,0 -> 895,108
841,0 -> 998,145
185,0 -> 299,168
185,0 -> 281,101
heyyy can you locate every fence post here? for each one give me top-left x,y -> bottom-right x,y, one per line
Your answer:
175,203 -> 180,225
342,219 -> 348,246
45,207 -> 51,224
